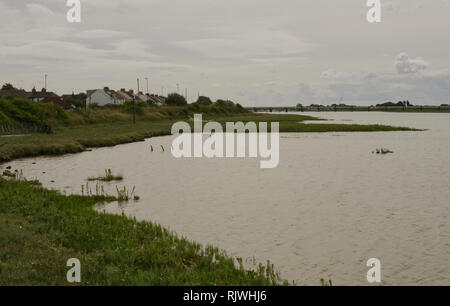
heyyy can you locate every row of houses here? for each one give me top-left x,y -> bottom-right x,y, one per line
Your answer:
0,86 -> 72,109
0,84 -> 167,109
86,87 -> 166,106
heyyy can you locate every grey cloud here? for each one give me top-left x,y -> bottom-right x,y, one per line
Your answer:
1,0 -> 450,105
395,53 -> 428,74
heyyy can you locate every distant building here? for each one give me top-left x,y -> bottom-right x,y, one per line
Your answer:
61,93 -> 86,101
136,91 -> 149,102
86,87 -> 125,106
116,89 -> 134,102
147,94 -> 166,106
0,85 -> 72,109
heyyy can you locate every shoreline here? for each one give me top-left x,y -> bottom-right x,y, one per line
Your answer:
0,112 -> 420,164
0,110 -> 421,285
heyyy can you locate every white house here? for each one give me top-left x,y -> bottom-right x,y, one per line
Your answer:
147,94 -> 166,106
86,87 -> 125,106
136,92 -> 149,102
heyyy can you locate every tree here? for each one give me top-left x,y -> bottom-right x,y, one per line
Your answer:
166,93 -> 187,106
196,96 -> 212,105
1,83 -> 15,91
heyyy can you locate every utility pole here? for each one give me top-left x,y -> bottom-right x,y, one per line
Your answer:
44,74 -> 47,90
134,78 -> 139,125
176,83 -> 180,94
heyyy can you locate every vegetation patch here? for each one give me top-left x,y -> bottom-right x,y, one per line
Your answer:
87,169 -> 123,182
0,177 -> 286,286
373,148 -> 394,154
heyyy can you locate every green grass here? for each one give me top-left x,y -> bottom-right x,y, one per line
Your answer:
0,177 -> 286,286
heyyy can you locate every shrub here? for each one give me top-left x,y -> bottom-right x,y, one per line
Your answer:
196,96 -> 212,105
166,93 -> 187,106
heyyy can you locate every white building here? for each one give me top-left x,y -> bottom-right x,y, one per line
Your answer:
86,87 -> 125,106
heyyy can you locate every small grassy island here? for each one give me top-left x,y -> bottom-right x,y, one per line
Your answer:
0,97 -> 419,285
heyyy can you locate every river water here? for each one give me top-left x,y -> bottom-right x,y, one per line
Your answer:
3,112 -> 450,285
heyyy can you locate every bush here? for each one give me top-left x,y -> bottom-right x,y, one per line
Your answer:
0,109 -> 9,125
0,99 -> 43,125
0,98 -> 68,133
166,93 -> 187,106
196,96 -> 212,105
121,101 -> 145,116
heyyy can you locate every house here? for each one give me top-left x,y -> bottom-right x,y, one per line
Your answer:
61,93 -> 86,102
86,87 -> 125,106
0,84 -> 72,109
136,91 -> 150,102
117,89 -> 134,102
27,88 -> 72,109
147,94 -> 166,106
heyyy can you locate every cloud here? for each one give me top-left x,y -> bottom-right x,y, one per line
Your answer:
26,3 -> 54,17
1,0 -> 450,105
74,29 -> 125,39
174,28 -> 314,60
320,69 -> 352,80
395,53 -> 428,74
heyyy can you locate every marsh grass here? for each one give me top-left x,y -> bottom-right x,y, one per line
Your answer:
0,177 -> 286,285
88,169 -> 123,182
320,279 -> 333,286
2,168 -> 41,186
116,186 -> 139,202
2,169 -> 15,177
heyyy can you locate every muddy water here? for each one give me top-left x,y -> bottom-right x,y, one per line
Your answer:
3,112 -> 450,285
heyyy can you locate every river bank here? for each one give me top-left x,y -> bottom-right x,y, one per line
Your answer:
0,103 -> 421,286
0,176 -> 287,285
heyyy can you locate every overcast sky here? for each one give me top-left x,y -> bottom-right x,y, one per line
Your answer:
1,0 -> 450,106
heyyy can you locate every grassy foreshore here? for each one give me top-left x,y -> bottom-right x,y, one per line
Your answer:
0,177 -> 285,285
0,98 -> 420,285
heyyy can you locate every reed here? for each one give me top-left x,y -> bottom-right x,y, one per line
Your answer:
87,169 -> 123,182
